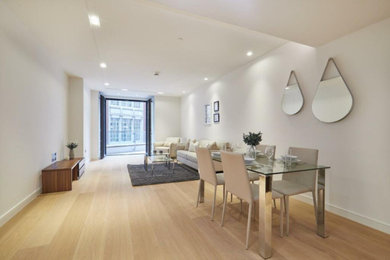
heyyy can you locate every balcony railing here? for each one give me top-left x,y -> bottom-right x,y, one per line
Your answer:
107,130 -> 145,146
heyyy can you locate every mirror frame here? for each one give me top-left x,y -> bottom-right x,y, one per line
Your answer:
281,70 -> 304,115
312,58 -> 354,123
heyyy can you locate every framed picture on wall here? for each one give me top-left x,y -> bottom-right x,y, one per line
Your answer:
214,101 -> 219,112
213,113 -> 220,123
204,104 -> 212,125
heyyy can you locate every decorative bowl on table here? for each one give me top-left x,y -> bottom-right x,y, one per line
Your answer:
244,156 -> 256,164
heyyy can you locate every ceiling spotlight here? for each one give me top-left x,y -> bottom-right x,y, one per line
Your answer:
122,88 -> 128,91
182,90 -> 186,94
88,14 -> 100,27
204,77 -> 208,81
246,51 -> 253,56
100,62 -> 107,68
157,91 -> 164,95
104,82 -> 110,86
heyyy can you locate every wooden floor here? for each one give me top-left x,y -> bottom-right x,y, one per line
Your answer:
0,155 -> 389,260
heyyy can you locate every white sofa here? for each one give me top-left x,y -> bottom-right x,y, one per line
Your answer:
177,140 -> 230,172
153,137 -> 182,159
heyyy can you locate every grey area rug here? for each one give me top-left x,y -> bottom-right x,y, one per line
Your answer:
127,163 -> 199,186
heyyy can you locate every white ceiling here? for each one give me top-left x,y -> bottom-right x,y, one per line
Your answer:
2,0 -> 389,96
1,0 -> 286,96
147,0 -> 390,46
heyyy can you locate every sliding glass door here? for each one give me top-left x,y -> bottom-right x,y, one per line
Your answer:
100,97 -> 151,157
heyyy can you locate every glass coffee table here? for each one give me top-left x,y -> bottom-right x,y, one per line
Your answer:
144,153 -> 175,174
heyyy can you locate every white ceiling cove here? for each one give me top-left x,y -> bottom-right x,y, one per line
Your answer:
2,0 -> 390,95
147,0 -> 390,46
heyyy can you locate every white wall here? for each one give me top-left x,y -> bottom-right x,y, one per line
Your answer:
0,7 -> 68,225
68,77 -> 84,158
181,18 -> 390,233
154,96 -> 181,141
83,87 -> 91,161
90,90 -> 100,160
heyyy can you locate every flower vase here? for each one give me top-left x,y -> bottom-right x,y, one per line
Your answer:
69,149 -> 74,160
248,145 -> 256,159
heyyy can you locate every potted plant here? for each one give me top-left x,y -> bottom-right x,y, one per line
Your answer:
243,132 -> 262,159
66,142 -> 78,160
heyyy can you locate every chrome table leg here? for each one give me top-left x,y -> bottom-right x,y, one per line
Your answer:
259,175 -> 273,258
317,168 -> 328,238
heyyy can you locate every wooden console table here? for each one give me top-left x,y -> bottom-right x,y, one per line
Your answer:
42,157 -> 85,193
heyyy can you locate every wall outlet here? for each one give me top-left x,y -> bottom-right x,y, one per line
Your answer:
51,152 -> 57,162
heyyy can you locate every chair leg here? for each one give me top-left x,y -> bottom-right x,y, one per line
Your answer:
221,190 -> 228,227
312,190 -> 318,224
231,193 -> 233,202
240,199 -> 243,214
222,185 -> 225,203
285,195 -> 290,236
279,197 -> 284,237
211,185 -> 217,221
273,198 -> 277,209
196,179 -> 202,208
246,202 -> 253,249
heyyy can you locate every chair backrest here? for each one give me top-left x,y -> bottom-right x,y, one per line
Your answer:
256,144 -> 276,160
196,147 -> 217,185
220,151 -> 253,202
282,147 -> 319,189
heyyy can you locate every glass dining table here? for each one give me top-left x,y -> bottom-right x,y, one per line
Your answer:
206,154 -> 330,259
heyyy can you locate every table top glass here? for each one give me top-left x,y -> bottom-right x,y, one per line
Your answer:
148,154 -> 173,163
212,154 -> 330,176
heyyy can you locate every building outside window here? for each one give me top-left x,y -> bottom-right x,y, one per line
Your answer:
106,100 -> 146,155
134,119 -> 141,141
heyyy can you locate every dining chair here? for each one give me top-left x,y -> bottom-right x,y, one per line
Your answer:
248,144 -> 276,183
272,147 -> 319,236
220,151 -> 285,249
195,147 -> 225,221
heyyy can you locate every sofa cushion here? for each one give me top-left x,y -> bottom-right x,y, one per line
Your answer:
177,150 -> 193,160
198,140 -> 218,150
188,142 -> 199,152
186,152 -> 198,163
166,137 -> 180,143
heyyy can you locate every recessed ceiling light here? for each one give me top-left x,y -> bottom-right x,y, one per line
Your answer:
204,77 -> 208,81
246,51 -> 253,56
122,88 -> 128,91
100,62 -> 107,68
157,91 -> 164,95
104,82 -> 110,86
182,90 -> 186,94
88,14 -> 100,27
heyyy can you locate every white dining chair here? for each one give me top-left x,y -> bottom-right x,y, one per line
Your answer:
195,147 -> 225,221
220,151 -> 285,249
272,147 -> 319,235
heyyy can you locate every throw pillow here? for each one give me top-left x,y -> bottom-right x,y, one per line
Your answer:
188,142 -> 199,152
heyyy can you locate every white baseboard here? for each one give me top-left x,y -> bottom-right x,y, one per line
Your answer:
0,187 -> 41,227
295,194 -> 390,234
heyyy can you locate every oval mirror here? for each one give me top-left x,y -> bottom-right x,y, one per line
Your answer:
312,58 -> 353,123
282,71 -> 304,115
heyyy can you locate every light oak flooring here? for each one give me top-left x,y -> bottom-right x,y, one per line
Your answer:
0,155 -> 389,260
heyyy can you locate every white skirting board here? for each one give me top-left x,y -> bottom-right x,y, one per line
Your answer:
295,194 -> 390,234
0,187 -> 42,227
